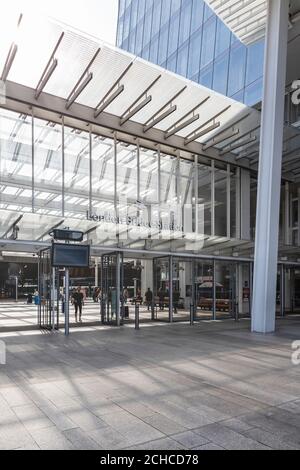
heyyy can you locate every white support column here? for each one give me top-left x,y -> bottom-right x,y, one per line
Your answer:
251,0 -> 289,333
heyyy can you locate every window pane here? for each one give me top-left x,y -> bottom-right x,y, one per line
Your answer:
213,52 -> 229,95
151,0 -> 162,37
168,12 -> 180,56
246,40 -> 265,85
167,52 -> 177,72
200,16 -> 216,68
149,36 -> 159,63
142,3 -> 153,49
130,0 -> 139,28
199,63 -> 213,89
215,18 -> 231,57
135,20 -> 144,55
140,148 -> 159,205
0,109 -> 32,213
178,0 -> 192,46
215,167 -> 227,237
34,118 -> 63,216
91,135 -> 115,214
228,43 -> 247,96
187,29 -> 202,78
203,2 -> 214,21
161,0 -> 172,28
176,43 -> 189,76
116,142 -> 138,218
158,25 -> 169,64
64,127 -> 90,219
244,78 -> 263,106
160,154 -> 177,205
198,164 -> 211,235
190,0 -> 204,34
137,0 -> 146,22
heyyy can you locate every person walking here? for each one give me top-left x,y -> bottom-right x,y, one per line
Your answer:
145,288 -> 153,311
173,289 -> 180,314
72,287 -> 84,323
158,287 -> 165,311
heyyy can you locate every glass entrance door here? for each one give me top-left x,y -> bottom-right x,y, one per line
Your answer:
100,252 -> 124,326
194,259 -> 214,321
153,256 -> 171,322
38,249 -> 60,330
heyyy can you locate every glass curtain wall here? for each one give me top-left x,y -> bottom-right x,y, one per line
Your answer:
0,109 -> 33,213
117,0 -> 265,106
0,107 -> 258,249
64,126 -> 90,219
34,118 -> 63,216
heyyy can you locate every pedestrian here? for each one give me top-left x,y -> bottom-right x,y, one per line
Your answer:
123,287 -> 129,304
145,288 -> 153,311
93,287 -> 99,303
72,287 -> 84,323
158,287 -> 164,311
173,289 -> 180,314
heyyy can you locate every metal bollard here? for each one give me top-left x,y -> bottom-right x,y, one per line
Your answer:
151,303 -> 155,321
235,302 -> 239,322
135,303 -> 140,330
190,304 -> 194,326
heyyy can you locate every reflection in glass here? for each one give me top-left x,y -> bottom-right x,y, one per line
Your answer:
64,126 -> 90,219
34,118 -> 62,216
0,109 -> 32,213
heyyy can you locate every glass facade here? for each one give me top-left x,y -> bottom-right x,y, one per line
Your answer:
117,0 -> 265,106
0,107 -> 258,248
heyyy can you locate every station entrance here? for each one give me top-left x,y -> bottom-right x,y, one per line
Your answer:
0,248 -> 300,333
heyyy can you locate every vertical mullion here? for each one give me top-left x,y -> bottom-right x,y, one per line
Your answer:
211,160 -> 215,236
89,128 -> 92,215
137,141 -> 140,202
227,164 -> 231,238
31,112 -> 35,213
62,116 -> 65,217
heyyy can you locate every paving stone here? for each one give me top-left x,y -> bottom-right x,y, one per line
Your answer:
116,422 -> 165,446
29,426 -> 76,450
88,426 -> 130,450
63,427 -> 101,450
127,437 -> 186,450
143,413 -> 187,435
195,423 -> 271,450
243,427 -> 300,450
192,442 -> 225,450
65,409 -> 107,432
12,404 -> 54,432
221,418 -> 255,433
171,431 -> 209,449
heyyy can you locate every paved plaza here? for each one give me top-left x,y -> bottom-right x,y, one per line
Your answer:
0,300 -> 232,331
0,316 -> 300,450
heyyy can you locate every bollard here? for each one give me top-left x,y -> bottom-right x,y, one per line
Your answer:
190,304 -> 194,326
151,303 -> 155,321
235,303 -> 239,322
135,303 -> 140,330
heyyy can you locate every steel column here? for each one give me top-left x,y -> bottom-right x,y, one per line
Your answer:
251,0 -> 289,333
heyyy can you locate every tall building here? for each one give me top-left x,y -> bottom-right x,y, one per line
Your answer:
0,3 -> 299,335
117,0 -> 265,106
